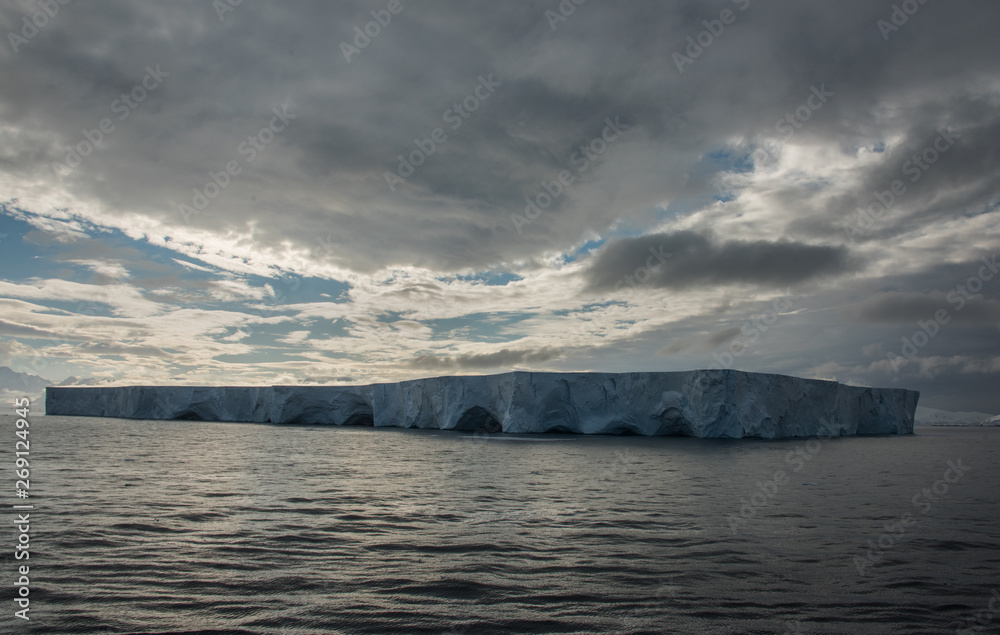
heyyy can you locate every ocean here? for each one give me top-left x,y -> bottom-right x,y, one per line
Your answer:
4,414 -> 999,634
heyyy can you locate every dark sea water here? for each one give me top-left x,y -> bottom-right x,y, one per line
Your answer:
3,414 -> 999,634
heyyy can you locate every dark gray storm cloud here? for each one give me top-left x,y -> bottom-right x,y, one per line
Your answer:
848,293 -> 1000,325
584,231 -> 851,292
2,0 -> 998,272
792,111 -> 1000,242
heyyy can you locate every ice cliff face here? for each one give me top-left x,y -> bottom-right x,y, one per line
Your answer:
44,370 -> 918,438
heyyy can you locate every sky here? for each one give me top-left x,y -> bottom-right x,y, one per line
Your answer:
0,0 -> 998,413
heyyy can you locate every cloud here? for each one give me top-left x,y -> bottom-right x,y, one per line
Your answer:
658,326 -> 741,356
0,1 -> 992,275
0,319 -> 90,341
847,292 -> 1000,324
75,341 -> 169,358
66,259 -> 130,281
583,231 -> 852,292
279,330 -> 311,345
866,354 -> 1000,380
407,347 -> 564,371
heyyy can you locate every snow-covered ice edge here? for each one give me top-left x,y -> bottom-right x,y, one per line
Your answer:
45,370 -> 918,439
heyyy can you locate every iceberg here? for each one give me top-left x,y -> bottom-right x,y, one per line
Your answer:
44,370 -> 918,438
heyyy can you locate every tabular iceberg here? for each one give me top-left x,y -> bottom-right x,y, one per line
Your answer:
45,370 -> 918,438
